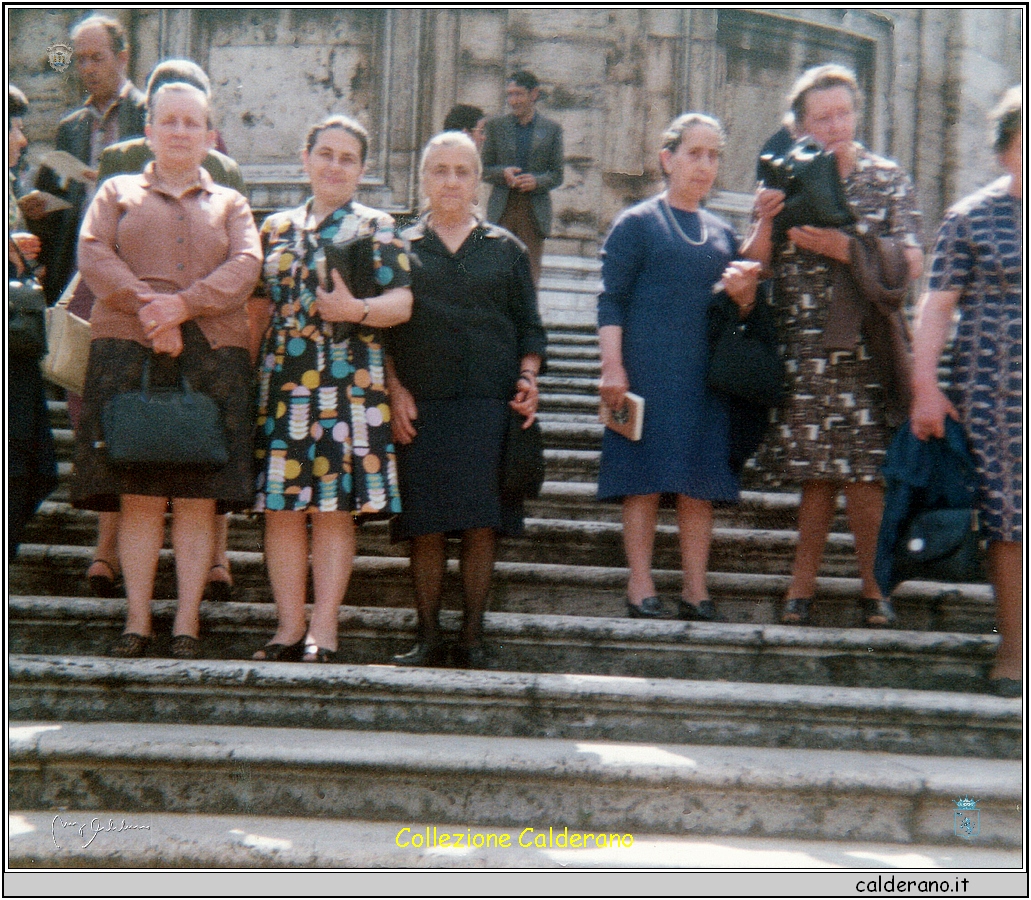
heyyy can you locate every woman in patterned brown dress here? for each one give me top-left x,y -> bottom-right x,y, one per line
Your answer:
744,65 -> 925,627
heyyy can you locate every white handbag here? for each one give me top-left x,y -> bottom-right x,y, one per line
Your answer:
42,273 -> 92,395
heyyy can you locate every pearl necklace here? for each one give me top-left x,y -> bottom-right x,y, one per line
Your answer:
661,195 -> 708,247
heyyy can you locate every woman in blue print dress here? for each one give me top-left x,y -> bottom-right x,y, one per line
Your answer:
911,88 -> 1023,696
597,114 -> 762,621
253,115 -> 413,662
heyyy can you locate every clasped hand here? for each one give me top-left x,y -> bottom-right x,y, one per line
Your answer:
509,376 -> 539,427
314,269 -> 365,322
503,166 -> 537,192
140,293 -> 188,356
719,259 -> 762,312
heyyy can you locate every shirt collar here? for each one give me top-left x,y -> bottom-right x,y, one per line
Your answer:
140,160 -> 216,198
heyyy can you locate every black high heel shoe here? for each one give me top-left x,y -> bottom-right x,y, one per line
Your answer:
253,637 -> 306,662
626,596 -> 663,618
677,599 -> 723,622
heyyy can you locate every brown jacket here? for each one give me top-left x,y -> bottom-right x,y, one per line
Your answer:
823,233 -> 914,427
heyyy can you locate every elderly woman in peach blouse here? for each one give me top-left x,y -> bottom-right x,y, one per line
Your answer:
73,82 -> 261,659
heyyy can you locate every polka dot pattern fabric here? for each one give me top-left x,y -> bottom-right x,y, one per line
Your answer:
254,200 -> 410,519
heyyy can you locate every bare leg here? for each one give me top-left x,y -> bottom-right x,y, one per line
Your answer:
458,527 -> 496,647
208,513 -> 232,588
170,498 -> 217,639
261,510 -> 310,649
305,510 -> 356,653
622,493 -> 661,605
786,480 -> 837,600
87,510 -> 122,588
843,480 -> 887,601
988,540 -> 1022,682
118,494 -> 166,637
676,495 -> 713,605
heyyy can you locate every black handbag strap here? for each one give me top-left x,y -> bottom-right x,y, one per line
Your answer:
139,354 -> 196,398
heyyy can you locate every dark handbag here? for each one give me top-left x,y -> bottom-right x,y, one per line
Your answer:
893,508 -> 985,584
758,137 -> 856,240
318,237 -> 382,342
101,356 -> 228,470
706,294 -> 784,407
9,277 -> 48,359
499,410 -> 545,503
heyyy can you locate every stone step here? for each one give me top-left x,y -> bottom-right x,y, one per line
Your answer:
13,506 -> 867,579
7,596 -> 1000,692
9,653 -> 1019,758
9,810 -> 1021,868
9,721 -> 1021,846
9,545 -> 995,632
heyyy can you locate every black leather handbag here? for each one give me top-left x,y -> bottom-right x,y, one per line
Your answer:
9,277 -> 48,359
757,137 -> 856,240
893,507 -> 985,585
499,410 -> 545,503
706,293 -> 784,408
101,356 -> 228,470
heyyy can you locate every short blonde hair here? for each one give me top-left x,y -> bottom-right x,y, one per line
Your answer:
787,64 -> 860,125
147,81 -> 211,128
420,130 -> 482,181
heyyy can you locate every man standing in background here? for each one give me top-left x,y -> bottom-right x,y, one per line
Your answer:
26,14 -> 146,302
481,70 -> 564,286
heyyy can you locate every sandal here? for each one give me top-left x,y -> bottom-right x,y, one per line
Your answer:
860,597 -> 897,628
253,637 -> 306,662
780,597 -> 812,625
170,634 -> 202,660
108,632 -> 151,658
303,636 -> 340,664
88,559 -> 122,599
204,564 -> 233,603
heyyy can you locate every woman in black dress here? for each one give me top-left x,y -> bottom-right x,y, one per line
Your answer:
387,131 -> 547,668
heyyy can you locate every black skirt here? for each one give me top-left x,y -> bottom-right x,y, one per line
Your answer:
71,322 -> 255,513
390,397 -> 523,541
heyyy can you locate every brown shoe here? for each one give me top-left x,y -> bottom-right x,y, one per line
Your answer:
170,634 -> 202,660
108,632 -> 151,658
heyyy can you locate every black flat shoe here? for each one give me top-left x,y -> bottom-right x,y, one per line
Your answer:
451,643 -> 488,670
88,559 -> 122,599
204,564 -> 233,603
108,632 -> 151,658
780,597 -> 812,625
988,677 -> 1022,698
170,634 -> 202,660
626,596 -> 663,618
860,597 -> 897,628
303,637 -> 340,664
253,637 -> 306,662
392,639 -> 447,667
677,599 -> 723,622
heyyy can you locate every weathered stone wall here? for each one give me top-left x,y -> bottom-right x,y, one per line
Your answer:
9,7 -> 1023,255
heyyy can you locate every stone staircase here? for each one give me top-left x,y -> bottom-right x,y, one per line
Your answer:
8,320 -> 1022,868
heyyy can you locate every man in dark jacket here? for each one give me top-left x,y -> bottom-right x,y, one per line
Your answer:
481,70 -> 564,286
26,14 -> 146,302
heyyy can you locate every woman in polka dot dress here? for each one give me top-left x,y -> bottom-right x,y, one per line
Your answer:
252,115 -> 413,663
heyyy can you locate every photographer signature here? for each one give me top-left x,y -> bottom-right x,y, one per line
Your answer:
52,814 -> 151,849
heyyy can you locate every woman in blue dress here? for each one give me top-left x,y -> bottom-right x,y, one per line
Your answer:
910,87 -> 1023,696
598,113 -> 761,621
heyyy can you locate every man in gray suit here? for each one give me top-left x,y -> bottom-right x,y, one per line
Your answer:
481,70 -> 564,285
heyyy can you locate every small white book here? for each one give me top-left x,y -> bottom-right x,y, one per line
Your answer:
599,391 -> 644,441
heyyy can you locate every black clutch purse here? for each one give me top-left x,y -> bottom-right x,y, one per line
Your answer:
9,277 -> 48,359
101,356 -> 228,470
317,236 -> 381,342
706,293 -> 784,408
757,137 -> 855,241
499,410 -> 545,503
892,508 -> 985,585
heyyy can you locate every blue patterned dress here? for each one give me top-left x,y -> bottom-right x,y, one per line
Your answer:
927,176 -> 1023,543
254,199 -> 411,519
